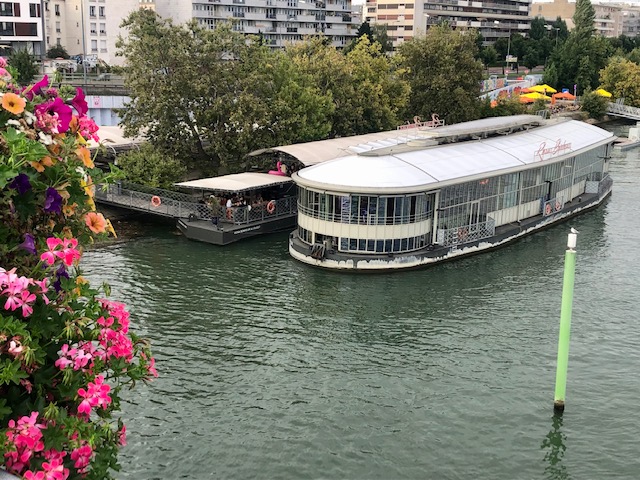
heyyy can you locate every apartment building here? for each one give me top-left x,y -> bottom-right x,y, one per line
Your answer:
160,0 -> 358,49
0,0 -> 46,57
43,0 -> 141,66
532,0 -> 631,38
365,0 -> 532,49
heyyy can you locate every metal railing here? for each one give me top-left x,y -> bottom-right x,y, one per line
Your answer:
95,182 -> 297,225
297,204 -> 433,225
606,101 -> 640,120
437,217 -> 496,247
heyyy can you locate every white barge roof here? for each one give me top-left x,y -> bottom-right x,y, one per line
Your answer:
176,172 -> 292,193
294,119 -> 614,194
248,129 -> 426,166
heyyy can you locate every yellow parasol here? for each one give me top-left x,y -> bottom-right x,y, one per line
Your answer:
595,88 -> 612,98
529,84 -> 558,94
520,92 -> 552,101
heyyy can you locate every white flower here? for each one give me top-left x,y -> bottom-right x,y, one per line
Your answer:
24,110 -> 35,125
38,131 -> 53,145
6,119 -> 21,129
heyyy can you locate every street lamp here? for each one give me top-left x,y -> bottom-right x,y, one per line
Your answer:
494,21 -> 512,75
546,25 -> 559,48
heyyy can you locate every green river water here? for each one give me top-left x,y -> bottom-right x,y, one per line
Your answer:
83,123 -> 640,479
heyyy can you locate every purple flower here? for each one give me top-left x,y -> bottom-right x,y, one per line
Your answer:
44,187 -> 62,214
18,233 -> 36,255
71,87 -> 88,116
53,264 -> 69,292
9,173 -> 32,194
35,97 -> 72,133
23,75 -> 49,101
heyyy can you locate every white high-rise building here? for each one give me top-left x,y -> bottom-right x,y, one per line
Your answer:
0,0 -> 46,57
44,0 -> 357,68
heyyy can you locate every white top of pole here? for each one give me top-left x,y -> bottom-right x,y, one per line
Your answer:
567,232 -> 577,250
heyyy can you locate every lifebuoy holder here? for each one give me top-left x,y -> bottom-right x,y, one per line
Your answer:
544,203 -> 552,216
151,196 -> 162,207
267,200 -> 276,214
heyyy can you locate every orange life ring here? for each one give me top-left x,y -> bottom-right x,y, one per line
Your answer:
267,200 -> 276,214
545,203 -> 552,215
226,208 -> 233,220
151,196 -> 161,207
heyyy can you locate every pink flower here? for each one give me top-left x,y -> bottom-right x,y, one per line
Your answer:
8,339 -> 23,357
35,97 -> 72,134
40,237 -> 63,265
118,424 -> 127,446
71,88 -> 88,116
70,444 -> 92,470
77,375 -> 111,416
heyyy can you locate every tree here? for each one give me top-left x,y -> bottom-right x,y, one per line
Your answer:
573,0 -> 596,39
8,49 -> 38,85
480,45 -> 498,68
396,25 -> 484,124
288,36 -> 408,137
599,57 -> 640,107
529,17 -> 548,41
117,11 -> 333,175
116,144 -> 188,188
580,90 -> 608,119
371,24 -> 394,53
46,44 -> 69,59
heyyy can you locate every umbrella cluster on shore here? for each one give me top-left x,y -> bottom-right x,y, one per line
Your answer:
491,84 -> 613,107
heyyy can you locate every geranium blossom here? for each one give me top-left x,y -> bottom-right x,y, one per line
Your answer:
77,375 -> 112,416
2,91 -> 26,114
34,97 -> 72,134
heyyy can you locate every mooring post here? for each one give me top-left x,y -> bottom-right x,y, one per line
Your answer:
554,229 -> 578,412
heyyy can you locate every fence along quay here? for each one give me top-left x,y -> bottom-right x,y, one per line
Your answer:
288,115 -> 615,271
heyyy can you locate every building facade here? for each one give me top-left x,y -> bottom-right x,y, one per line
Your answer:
532,0 -> 634,38
364,0 -> 533,49
172,0 -> 358,49
0,0 -> 46,57
43,0 -> 357,68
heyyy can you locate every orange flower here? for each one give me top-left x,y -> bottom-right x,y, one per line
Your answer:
2,92 -> 26,115
75,146 -> 94,168
85,211 -> 107,234
62,202 -> 77,218
30,155 -> 55,173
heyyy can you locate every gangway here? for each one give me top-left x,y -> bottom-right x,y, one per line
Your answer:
606,101 -> 640,121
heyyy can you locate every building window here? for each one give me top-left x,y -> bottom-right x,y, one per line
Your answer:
89,5 -> 95,17
54,4 -> 59,15
90,22 -> 96,34
55,21 -> 60,33
99,39 -> 106,52
56,37 -> 61,45
99,23 -> 105,34
15,22 -> 38,36
0,2 -> 14,16
29,3 -> 40,17
0,21 -> 13,36
98,6 -> 104,17
91,39 -> 97,52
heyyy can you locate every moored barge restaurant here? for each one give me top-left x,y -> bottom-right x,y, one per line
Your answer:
289,115 -> 615,271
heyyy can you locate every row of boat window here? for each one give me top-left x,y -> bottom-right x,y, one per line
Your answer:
299,227 -> 428,254
298,189 -> 433,225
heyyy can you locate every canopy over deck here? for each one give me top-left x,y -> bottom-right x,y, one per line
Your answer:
175,172 -> 292,194
248,130 -> 426,166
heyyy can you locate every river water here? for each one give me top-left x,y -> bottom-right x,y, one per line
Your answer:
84,123 -> 640,479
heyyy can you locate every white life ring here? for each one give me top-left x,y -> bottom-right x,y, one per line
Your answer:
267,200 -> 276,214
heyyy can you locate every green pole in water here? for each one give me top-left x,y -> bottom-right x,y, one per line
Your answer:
554,229 -> 578,412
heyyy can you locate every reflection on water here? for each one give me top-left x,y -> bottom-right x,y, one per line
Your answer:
542,414 -> 570,480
